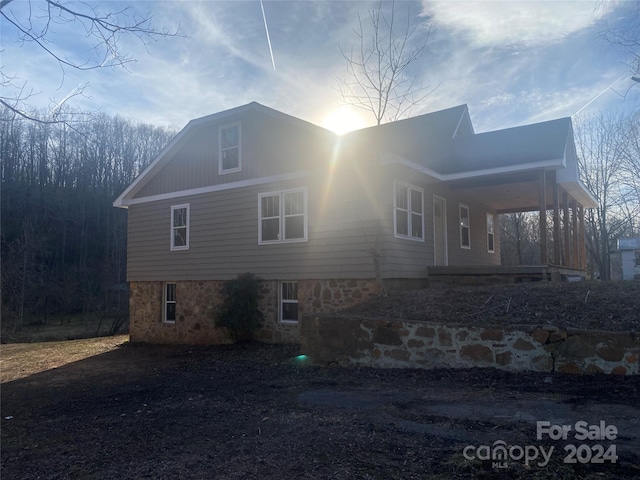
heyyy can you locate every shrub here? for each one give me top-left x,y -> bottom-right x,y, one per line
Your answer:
214,273 -> 264,343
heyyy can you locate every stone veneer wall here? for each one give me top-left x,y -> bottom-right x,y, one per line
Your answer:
129,278 -> 380,345
300,316 -> 640,375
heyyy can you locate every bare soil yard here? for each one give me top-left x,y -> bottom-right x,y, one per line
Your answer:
2,336 -> 639,479
347,281 -> 640,332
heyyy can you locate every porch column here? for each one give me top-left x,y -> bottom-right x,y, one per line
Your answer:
538,170 -> 547,264
563,191 -> 570,267
552,172 -> 561,266
571,199 -> 578,268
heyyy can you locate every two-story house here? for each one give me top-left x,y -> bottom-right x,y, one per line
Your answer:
114,102 -> 596,344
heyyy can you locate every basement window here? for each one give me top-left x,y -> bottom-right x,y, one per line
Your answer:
280,282 -> 298,323
164,283 -> 176,323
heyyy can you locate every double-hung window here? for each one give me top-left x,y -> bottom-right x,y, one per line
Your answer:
460,204 -> 471,249
164,283 -> 176,323
219,122 -> 241,174
280,282 -> 298,323
394,181 -> 424,241
487,213 -> 495,253
171,204 -> 190,251
258,188 -> 307,244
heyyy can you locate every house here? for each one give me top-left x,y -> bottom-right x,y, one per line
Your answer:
611,238 -> 640,281
114,102 -> 596,344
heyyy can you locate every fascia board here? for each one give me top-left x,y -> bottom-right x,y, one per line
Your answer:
379,153 -> 564,182
117,170 -> 316,207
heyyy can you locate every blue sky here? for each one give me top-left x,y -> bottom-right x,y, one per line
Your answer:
2,0 -> 639,133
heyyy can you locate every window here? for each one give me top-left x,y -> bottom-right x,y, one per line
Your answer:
280,282 -> 298,322
164,283 -> 176,323
487,213 -> 495,253
258,188 -> 307,244
460,204 -> 470,249
394,181 -> 424,241
219,123 -> 241,174
171,204 -> 190,250
635,251 -> 640,266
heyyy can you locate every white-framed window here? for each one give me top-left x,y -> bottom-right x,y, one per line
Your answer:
459,203 -> 471,249
635,251 -> 640,267
258,188 -> 307,244
218,122 -> 241,174
164,282 -> 176,323
394,181 -> 424,241
170,204 -> 190,251
280,281 -> 298,323
487,212 -> 495,253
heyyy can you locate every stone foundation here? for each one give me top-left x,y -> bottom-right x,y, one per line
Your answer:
300,316 -> 640,375
129,278 -> 380,345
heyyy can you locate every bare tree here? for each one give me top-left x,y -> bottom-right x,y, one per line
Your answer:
0,0 -> 183,125
337,0 -> 436,125
600,1 -> 640,79
574,112 -> 637,280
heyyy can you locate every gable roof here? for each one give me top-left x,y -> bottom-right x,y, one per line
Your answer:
113,102 -> 333,208
114,101 -> 596,209
342,104 -> 472,169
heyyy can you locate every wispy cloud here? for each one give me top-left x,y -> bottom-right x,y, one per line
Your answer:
423,0 -> 616,48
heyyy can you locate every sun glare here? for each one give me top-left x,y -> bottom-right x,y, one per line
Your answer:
322,106 -> 367,135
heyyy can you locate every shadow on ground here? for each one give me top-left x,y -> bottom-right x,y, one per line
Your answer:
2,342 -> 639,479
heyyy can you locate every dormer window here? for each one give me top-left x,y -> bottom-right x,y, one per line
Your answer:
219,122 -> 241,174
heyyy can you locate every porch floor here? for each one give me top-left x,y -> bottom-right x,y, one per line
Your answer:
427,265 -> 587,285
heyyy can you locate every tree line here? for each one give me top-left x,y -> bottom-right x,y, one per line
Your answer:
1,107 -> 176,330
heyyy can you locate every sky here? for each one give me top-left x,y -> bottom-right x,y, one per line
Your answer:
1,0 -> 639,134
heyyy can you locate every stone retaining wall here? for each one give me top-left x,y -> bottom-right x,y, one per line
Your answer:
300,315 -> 640,375
129,278 -> 380,345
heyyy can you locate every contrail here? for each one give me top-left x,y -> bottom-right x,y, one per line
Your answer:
260,0 -> 276,71
572,75 -> 626,117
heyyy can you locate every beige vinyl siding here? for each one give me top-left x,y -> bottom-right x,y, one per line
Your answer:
134,109 -> 334,199
375,167 -> 501,278
127,166 -> 379,282
377,167 -> 434,279
443,189 -> 501,267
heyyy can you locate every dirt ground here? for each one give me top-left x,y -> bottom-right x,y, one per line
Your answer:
2,338 -> 639,480
346,281 -> 640,332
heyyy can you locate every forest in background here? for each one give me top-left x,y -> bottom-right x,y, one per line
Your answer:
1,106 -> 176,334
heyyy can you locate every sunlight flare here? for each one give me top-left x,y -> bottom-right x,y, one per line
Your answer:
322,106 -> 367,135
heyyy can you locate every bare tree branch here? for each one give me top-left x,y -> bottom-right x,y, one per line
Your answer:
336,0 -> 436,125
1,0 -> 185,126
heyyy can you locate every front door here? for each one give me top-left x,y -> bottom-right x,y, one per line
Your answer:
433,196 -> 448,266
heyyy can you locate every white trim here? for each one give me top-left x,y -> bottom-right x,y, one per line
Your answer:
163,282 -> 177,324
433,195 -> 448,266
393,180 -> 425,242
452,105 -> 474,138
218,122 -> 242,175
279,281 -> 299,323
459,203 -> 471,249
258,187 -> 308,245
170,204 -> 190,251
115,171 -> 314,208
486,212 -> 495,253
379,154 -> 564,183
